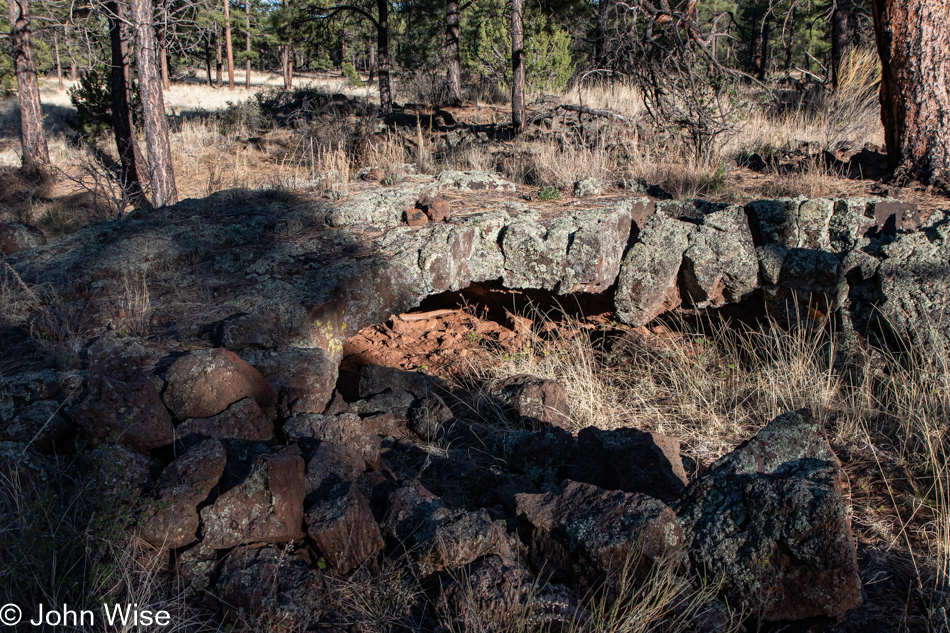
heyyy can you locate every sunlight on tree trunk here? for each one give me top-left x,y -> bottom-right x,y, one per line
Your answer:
106,0 -> 144,207
445,0 -> 461,106
224,0 -> 235,89
511,0 -> 525,133
130,0 -> 178,208
872,0 -> 950,184
8,0 -> 50,170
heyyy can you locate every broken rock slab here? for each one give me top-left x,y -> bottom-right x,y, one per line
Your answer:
139,439 -> 227,549
306,480 -> 384,574
75,334 -> 174,453
676,409 -> 863,621
515,480 -> 683,585
163,349 -> 277,420
200,449 -> 306,550
216,544 -> 324,629
382,481 -> 515,575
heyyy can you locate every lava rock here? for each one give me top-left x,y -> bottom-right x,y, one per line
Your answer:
139,439 -> 226,548
515,480 -> 683,585
570,426 -> 688,502
241,348 -> 338,417
75,334 -> 174,452
491,375 -> 572,431
306,480 -> 384,574
200,450 -> 306,549
164,348 -> 276,420
383,481 -> 514,575
0,221 -> 46,255
616,214 -> 692,327
216,545 -> 324,628
175,397 -> 273,445
676,409 -> 863,621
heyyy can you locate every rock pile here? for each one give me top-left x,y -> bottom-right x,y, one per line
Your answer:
6,170 -> 941,629
0,332 -> 865,628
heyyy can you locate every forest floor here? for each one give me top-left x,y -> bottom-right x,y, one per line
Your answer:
1,61 -> 950,632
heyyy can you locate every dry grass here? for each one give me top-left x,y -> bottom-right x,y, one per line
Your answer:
469,307 -> 950,621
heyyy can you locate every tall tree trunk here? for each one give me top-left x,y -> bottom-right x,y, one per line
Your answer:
70,61 -> 77,81
224,0 -> 235,89
511,0 -> 525,133
376,0 -> 392,113
871,0 -> 950,184
830,0 -> 850,89
281,46 -> 293,88
54,28 -> 64,89
445,0 -> 461,106
130,0 -> 178,208
205,34 -> 213,85
215,25 -> 223,87
594,0 -> 608,68
8,0 -> 49,169
368,39 -> 375,82
160,36 -> 170,90
783,7 -> 795,72
245,2 -> 251,89
757,16 -> 770,81
107,0 -> 144,206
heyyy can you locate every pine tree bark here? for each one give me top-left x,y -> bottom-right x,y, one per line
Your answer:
54,28 -> 64,89
445,0 -> 462,106
224,0 -> 235,89
107,0 -> 144,206
205,33 -> 213,85
160,33 -> 170,90
511,0 -> 525,133
831,0 -> 850,89
871,0 -> 950,184
376,0 -> 392,113
130,0 -> 178,208
594,0 -> 608,68
8,0 -> 49,169
368,40 -> 375,82
215,25 -> 223,87
245,2 -> 251,89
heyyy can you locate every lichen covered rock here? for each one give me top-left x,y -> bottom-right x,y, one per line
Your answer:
676,409 -> 863,621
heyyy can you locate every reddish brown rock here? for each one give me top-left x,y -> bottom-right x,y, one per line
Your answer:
570,426 -> 688,502
241,348 -> 338,417
515,480 -> 683,584
676,409 -> 863,621
306,480 -> 384,574
0,221 -> 46,255
869,199 -> 920,235
423,199 -> 451,222
383,481 -> 514,575
492,375 -> 572,430
284,413 -> 381,471
175,397 -> 273,444
163,349 -> 276,420
216,545 -> 323,629
140,439 -> 226,548
200,452 -> 305,549
405,208 -> 429,227
75,334 -> 175,452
